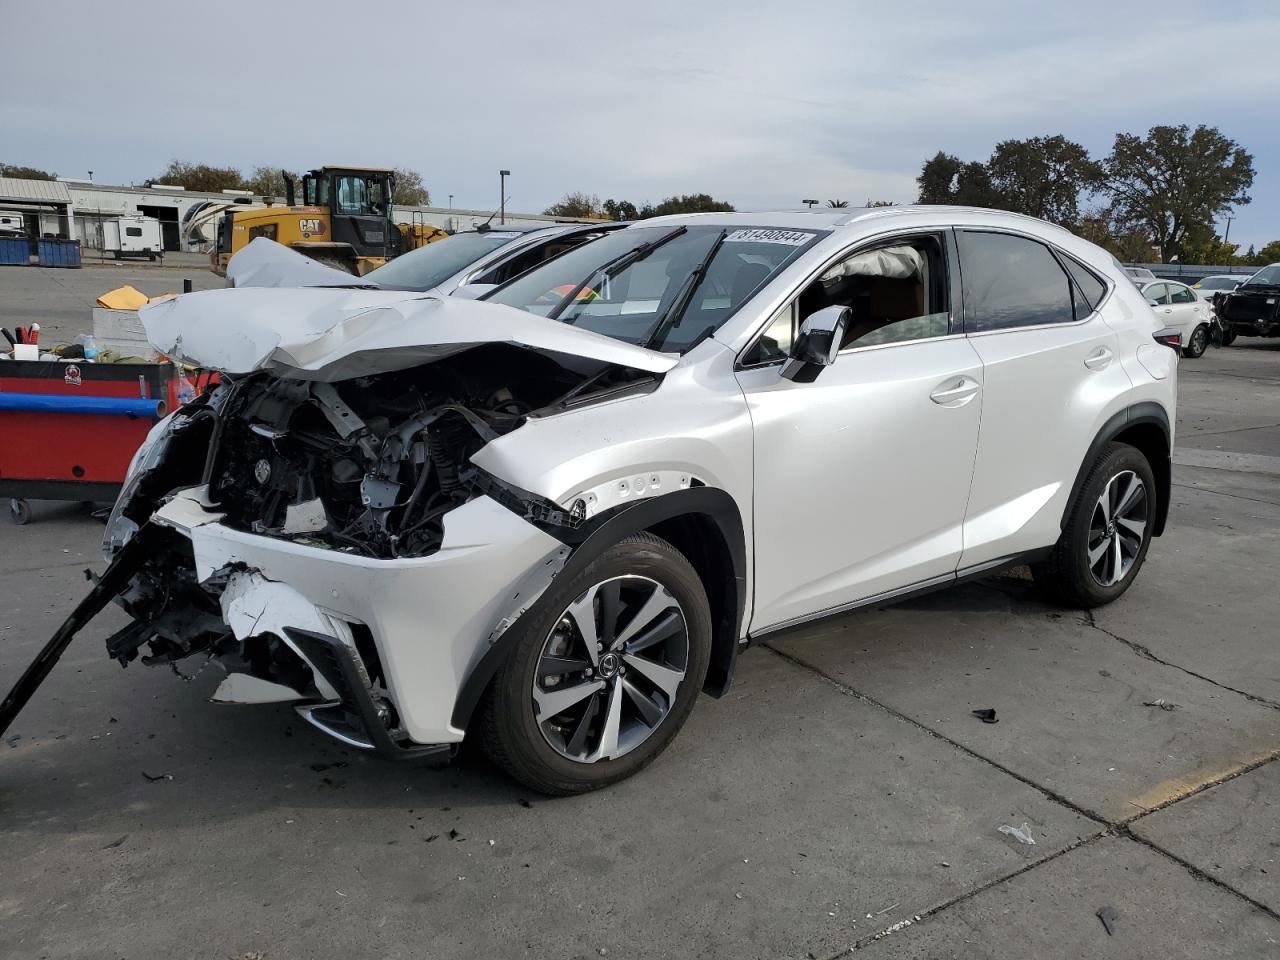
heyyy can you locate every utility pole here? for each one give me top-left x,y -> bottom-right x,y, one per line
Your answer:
1223,214 -> 1235,245
499,170 -> 510,224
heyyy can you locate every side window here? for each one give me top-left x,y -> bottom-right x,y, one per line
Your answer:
957,231 -> 1075,332
1144,283 -> 1169,305
741,234 -> 949,365
1061,254 -> 1107,318
1170,285 -> 1195,304
475,236 -> 591,286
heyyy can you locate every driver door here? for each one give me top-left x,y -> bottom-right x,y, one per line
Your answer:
735,232 -> 984,633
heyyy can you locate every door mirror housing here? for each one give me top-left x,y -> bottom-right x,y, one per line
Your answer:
781,305 -> 850,382
1145,297 -> 1160,307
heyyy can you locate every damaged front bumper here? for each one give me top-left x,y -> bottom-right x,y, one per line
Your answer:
136,486 -> 569,754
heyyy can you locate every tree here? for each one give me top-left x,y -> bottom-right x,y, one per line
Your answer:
826,199 -> 849,208
865,199 -> 897,207
1104,124 -> 1255,261
986,135 -> 1102,226
1,163 -> 54,180
602,198 -> 640,221
1253,240 -> 1280,265
916,152 -> 1000,207
244,166 -> 300,199
149,160 -> 246,192
918,152 -> 962,204
644,193 -> 735,217
544,192 -> 605,218
392,167 -> 430,206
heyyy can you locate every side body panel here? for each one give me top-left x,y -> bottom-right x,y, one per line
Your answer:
737,336 -> 984,631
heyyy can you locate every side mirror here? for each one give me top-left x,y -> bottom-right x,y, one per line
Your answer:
1145,297 -> 1160,307
781,305 -> 850,383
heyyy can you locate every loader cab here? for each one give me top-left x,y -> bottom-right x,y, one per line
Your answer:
301,166 -> 403,261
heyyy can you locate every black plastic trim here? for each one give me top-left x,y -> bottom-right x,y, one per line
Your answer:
284,627 -> 451,762
750,548 -> 1052,644
449,486 -> 748,732
1062,401 -> 1171,537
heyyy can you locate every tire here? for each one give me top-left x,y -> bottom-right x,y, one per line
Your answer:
479,532 -> 712,795
1183,324 -> 1208,358
1032,442 -> 1156,609
1222,328 -> 1237,346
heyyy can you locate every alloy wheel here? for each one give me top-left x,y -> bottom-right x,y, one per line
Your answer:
1087,470 -> 1148,587
532,575 -> 689,763
1190,326 -> 1207,355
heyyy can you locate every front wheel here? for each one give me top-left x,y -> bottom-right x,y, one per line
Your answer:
479,533 -> 711,795
1183,324 -> 1208,358
1032,442 -> 1156,608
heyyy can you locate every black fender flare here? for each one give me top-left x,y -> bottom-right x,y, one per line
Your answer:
1062,401 -> 1172,537
450,486 -> 747,733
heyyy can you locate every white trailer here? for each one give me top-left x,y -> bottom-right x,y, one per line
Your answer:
102,215 -> 163,261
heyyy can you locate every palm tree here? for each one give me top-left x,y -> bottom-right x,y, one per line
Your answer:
826,199 -> 850,208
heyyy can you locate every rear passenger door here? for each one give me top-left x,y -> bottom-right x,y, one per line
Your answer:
1166,282 -> 1208,339
955,230 -> 1131,570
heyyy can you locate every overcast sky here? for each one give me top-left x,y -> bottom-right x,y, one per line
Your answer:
6,1 -> 1278,249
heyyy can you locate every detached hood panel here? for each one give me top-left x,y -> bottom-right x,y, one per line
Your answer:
226,237 -> 374,289
140,287 -> 678,381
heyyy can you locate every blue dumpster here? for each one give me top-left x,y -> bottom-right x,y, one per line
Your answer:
0,236 -> 27,266
37,239 -> 81,268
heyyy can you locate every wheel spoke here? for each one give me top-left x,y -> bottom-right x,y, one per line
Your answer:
539,655 -> 590,679
622,677 -> 664,727
566,586 -> 601,667
1109,532 -> 1123,585
624,609 -> 683,655
1097,478 -> 1114,524
1116,515 -> 1146,540
564,691 -> 600,756
598,580 -> 621,648
533,678 -> 604,719
1115,474 -> 1143,517
614,585 -> 678,648
622,653 -> 684,699
587,682 -> 623,761
1088,537 -> 1110,567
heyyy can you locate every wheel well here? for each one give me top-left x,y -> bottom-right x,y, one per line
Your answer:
1112,421 -> 1171,536
646,512 -> 739,697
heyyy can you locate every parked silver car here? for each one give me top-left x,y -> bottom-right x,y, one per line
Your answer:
3,207 -> 1178,794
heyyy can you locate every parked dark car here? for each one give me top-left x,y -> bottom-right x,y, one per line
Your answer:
1219,264 -> 1280,338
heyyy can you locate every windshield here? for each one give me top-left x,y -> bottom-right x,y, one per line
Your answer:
364,231 -> 526,291
1244,265 -> 1280,287
485,224 -> 826,352
1196,277 -> 1236,290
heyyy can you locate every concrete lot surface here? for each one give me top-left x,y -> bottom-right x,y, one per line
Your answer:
0,260 -> 224,348
1,340 -> 1278,958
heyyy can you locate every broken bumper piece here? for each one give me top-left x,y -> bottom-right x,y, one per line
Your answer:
146,485 -> 569,750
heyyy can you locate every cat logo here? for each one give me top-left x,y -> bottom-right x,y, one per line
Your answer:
298,218 -> 326,239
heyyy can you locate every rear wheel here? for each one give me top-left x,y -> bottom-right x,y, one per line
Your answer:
1183,324 -> 1208,358
480,533 -> 711,795
1032,442 -> 1155,608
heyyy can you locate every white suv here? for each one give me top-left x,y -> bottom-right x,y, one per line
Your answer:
7,207 -> 1177,795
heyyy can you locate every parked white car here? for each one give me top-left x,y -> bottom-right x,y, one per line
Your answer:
1191,274 -> 1241,301
1138,279 -> 1213,357
226,223 -> 624,294
8,207 -> 1176,795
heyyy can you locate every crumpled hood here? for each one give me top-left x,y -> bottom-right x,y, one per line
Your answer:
140,287 -> 678,381
226,237 -> 373,289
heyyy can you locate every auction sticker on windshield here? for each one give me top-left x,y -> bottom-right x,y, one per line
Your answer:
724,229 -> 815,246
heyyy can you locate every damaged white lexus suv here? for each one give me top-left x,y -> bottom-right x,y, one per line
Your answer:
1,208 -> 1177,794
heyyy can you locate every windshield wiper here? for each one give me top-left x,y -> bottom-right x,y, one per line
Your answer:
547,226 -> 688,321
640,228 -> 728,351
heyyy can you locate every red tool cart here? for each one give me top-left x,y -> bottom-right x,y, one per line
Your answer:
0,360 -> 180,524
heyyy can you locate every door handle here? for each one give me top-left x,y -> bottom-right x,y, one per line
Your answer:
930,376 -> 979,407
1084,346 -> 1113,370
1162,307 -> 1173,314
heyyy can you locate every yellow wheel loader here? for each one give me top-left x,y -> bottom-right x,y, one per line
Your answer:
210,166 -> 447,276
